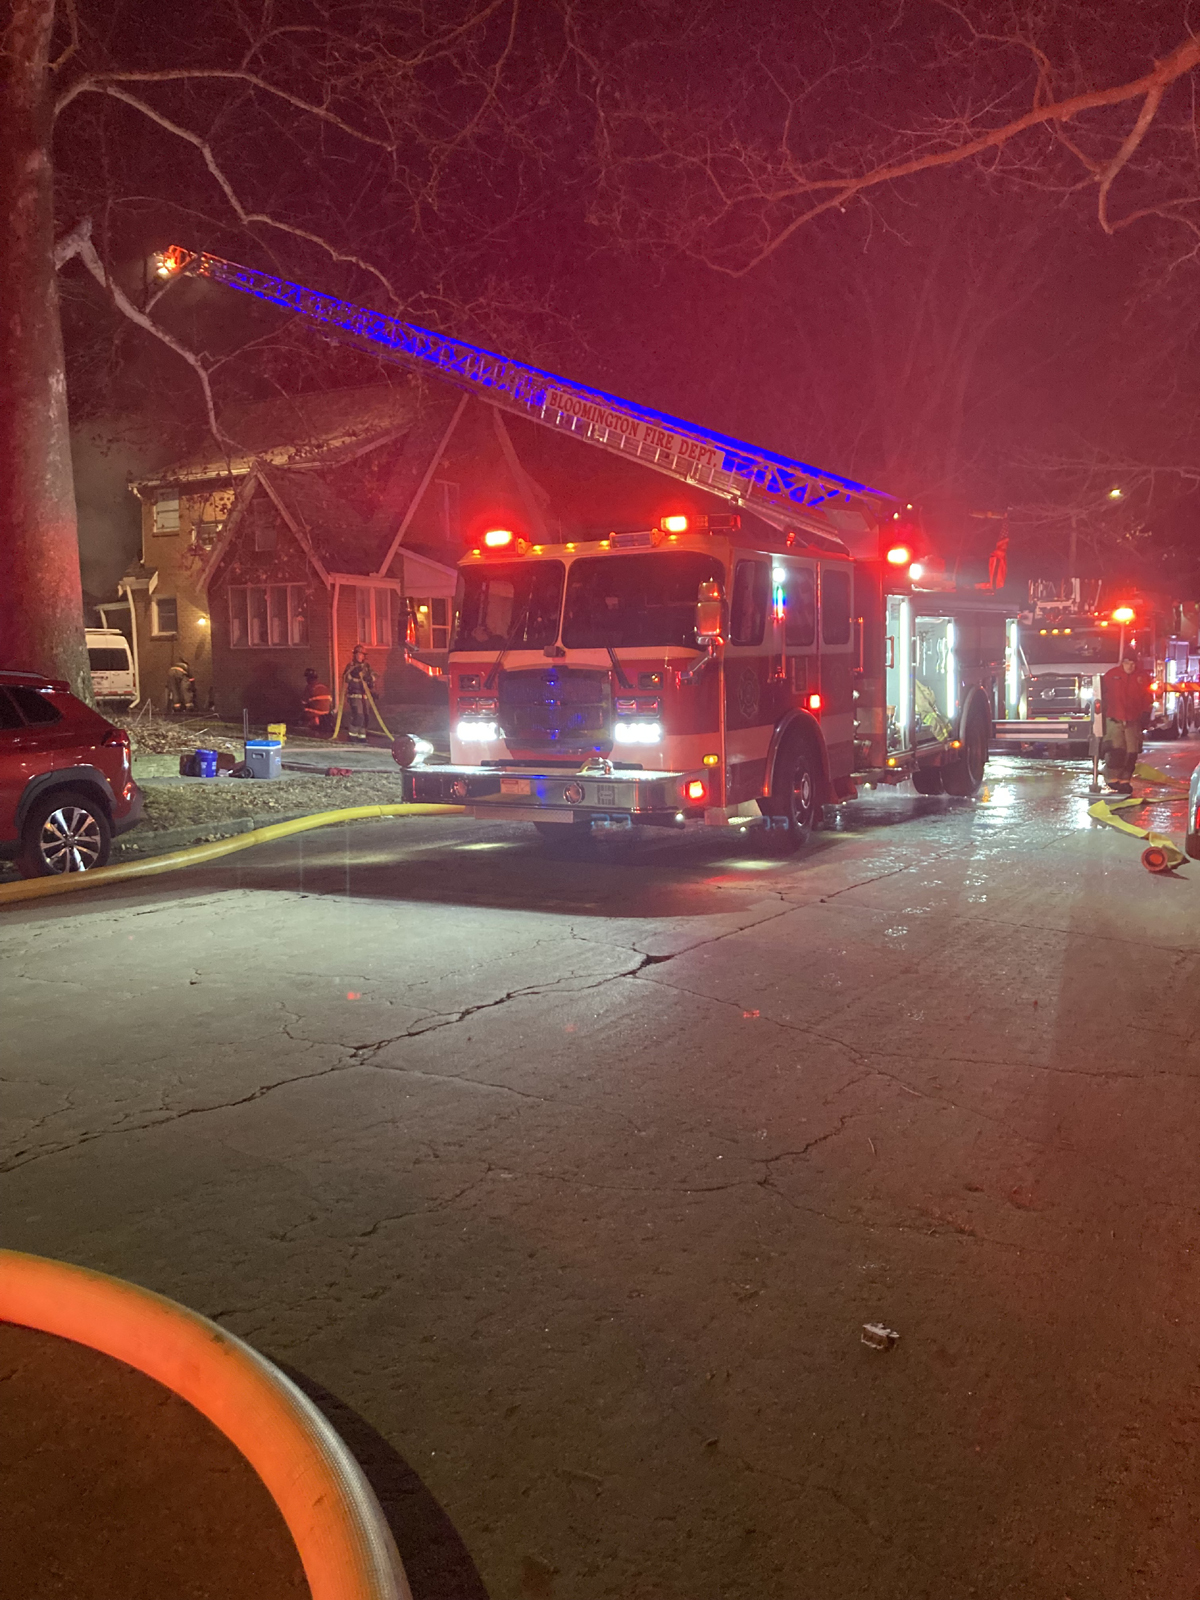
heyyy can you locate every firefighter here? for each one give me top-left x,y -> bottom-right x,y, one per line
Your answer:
301,667 -> 333,736
341,644 -> 376,740
1101,649 -> 1153,792
167,657 -> 194,713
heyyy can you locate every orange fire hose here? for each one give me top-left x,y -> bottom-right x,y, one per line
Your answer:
0,1250 -> 411,1600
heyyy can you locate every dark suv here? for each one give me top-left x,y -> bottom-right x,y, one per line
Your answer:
0,670 -> 144,876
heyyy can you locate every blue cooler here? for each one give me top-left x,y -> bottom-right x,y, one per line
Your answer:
195,748 -> 219,778
245,739 -> 283,780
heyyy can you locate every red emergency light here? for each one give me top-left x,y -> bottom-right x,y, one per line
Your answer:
806,692 -> 822,712
1112,605 -> 1135,624
886,544 -> 912,566
685,779 -> 706,802
660,514 -> 689,533
484,528 -> 516,548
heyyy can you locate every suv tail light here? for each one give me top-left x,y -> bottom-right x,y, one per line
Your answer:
103,728 -> 131,750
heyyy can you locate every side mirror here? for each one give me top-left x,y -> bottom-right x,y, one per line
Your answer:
695,580 -> 725,643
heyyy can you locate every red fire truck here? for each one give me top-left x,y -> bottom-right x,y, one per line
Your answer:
397,516 -> 1014,841
158,246 -> 1018,842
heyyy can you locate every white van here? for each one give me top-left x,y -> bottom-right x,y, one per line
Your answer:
86,628 -> 137,704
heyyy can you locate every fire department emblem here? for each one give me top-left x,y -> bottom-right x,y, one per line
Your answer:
737,667 -> 760,721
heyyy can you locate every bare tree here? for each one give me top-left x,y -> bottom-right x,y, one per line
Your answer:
578,1 -> 1200,276
2,0 -> 578,690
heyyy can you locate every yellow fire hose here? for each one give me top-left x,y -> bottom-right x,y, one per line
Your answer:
331,682 -> 392,743
0,803 -> 463,908
1087,793 -> 1187,870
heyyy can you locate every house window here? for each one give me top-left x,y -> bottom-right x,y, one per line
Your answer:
254,520 -> 277,553
152,596 -> 178,636
354,586 -> 396,647
228,585 -> 309,648
153,495 -> 180,534
408,597 -> 450,651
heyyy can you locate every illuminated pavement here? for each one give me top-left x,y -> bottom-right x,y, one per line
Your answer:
4,745 -> 1200,1600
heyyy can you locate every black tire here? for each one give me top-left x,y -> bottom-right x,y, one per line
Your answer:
18,788 -> 112,878
771,737 -> 821,848
912,767 -> 945,795
943,700 -> 989,797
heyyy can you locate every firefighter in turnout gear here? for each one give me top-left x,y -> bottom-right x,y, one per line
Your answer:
1101,650 -> 1154,792
341,645 -> 376,740
301,668 -> 333,736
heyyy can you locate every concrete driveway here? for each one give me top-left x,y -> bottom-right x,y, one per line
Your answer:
3,750 -> 1199,1599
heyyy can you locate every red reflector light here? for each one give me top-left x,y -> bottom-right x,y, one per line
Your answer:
484,527 -> 515,548
686,779 -> 706,801
661,514 -> 689,533
806,692 -> 822,711
886,544 -> 912,566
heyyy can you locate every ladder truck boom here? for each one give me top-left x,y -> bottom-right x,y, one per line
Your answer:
158,247 -> 893,547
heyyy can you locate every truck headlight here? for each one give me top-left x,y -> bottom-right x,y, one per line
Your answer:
613,721 -> 662,745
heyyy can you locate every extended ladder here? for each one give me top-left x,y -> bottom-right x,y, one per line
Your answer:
161,247 -> 893,543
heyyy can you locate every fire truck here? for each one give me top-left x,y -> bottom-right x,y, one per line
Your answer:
158,246 -> 1020,841
992,581 -> 1198,753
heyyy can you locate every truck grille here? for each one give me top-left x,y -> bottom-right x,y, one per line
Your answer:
1029,674 -> 1086,711
498,667 -> 611,751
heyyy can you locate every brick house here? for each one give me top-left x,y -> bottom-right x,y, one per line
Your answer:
197,465 -> 458,724
120,381 -> 553,717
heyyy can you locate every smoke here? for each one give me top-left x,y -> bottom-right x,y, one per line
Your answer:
70,417 -> 178,614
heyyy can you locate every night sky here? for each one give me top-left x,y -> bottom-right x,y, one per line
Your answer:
51,0 -> 1200,593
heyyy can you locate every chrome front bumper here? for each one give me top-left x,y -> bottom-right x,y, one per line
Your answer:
402,764 -> 712,823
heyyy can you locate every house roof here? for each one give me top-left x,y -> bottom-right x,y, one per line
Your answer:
133,383 -> 417,490
200,466 -> 457,592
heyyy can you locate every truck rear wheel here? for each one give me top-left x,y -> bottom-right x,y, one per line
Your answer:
911,767 -> 944,795
942,700 -> 989,797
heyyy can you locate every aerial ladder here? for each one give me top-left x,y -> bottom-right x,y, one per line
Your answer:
153,246 -> 1017,820
155,247 -> 893,550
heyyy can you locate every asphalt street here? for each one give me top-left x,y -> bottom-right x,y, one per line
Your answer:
4,746 -> 1200,1600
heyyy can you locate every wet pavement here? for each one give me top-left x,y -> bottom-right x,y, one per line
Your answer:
3,743 -> 1200,1599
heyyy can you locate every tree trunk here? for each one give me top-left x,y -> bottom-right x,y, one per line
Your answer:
0,0 -> 89,696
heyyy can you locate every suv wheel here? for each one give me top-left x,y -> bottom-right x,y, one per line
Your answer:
18,789 -> 112,878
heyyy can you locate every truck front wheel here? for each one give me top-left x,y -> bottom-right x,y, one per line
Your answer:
773,739 -> 820,848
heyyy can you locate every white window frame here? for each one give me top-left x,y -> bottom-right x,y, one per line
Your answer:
353,586 -> 396,648
151,596 -> 179,637
407,596 -> 450,652
227,584 -> 309,649
153,494 -> 180,534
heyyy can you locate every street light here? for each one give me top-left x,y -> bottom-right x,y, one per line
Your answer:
1108,487 -> 1124,500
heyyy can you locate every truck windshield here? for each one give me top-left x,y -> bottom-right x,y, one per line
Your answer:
562,552 -> 724,650
1023,628 -> 1116,665
452,561 -> 564,651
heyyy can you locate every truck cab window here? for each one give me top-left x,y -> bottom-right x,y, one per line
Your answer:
562,552 -> 723,650
452,561 -> 564,651
821,568 -> 852,647
730,561 -> 769,646
784,567 -> 816,648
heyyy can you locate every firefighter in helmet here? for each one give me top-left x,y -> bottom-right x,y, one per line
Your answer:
301,667 -> 333,736
1101,648 -> 1153,793
341,644 -> 376,740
